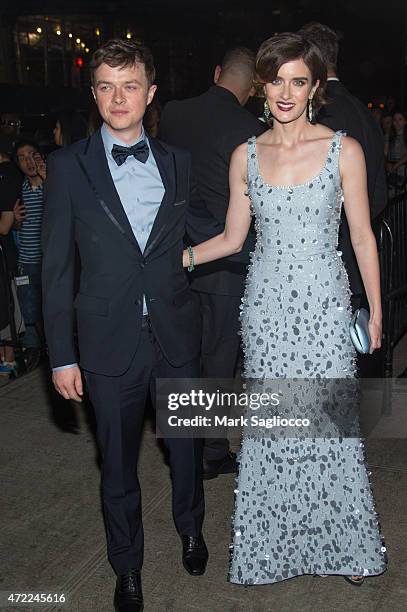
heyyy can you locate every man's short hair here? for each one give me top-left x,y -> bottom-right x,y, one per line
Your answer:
219,47 -> 256,80
90,38 -> 156,87
298,22 -> 338,72
13,138 -> 41,158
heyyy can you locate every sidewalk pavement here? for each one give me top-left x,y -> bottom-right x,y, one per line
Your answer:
1,338 -> 407,612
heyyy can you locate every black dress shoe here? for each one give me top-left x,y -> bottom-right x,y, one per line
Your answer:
114,568 -> 143,612
202,451 -> 237,480
23,347 -> 41,372
181,534 -> 208,576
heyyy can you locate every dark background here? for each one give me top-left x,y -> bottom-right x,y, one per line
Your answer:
0,0 -> 406,114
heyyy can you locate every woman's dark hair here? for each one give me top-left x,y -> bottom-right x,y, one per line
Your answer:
255,32 -> 327,114
54,110 -> 88,147
90,38 -> 156,87
389,110 -> 407,148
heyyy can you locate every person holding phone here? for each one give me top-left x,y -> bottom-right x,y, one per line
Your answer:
13,139 -> 46,367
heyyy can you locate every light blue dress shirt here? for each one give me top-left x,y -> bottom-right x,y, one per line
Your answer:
100,123 -> 165,256
53,123 -> 165,372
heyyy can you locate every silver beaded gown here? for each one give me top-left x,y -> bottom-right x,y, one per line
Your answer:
229,131 -> 387,585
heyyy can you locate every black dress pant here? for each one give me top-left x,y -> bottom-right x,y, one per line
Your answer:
198,292 -> 242,461
84,320 -> 203,574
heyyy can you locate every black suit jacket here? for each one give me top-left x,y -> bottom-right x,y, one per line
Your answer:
318,80 -> 387,297
160,86 -> 266,296
42,129 -> 225,376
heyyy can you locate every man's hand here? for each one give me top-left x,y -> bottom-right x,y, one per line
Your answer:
13,198 -> 26,228
52,366 -> 83,402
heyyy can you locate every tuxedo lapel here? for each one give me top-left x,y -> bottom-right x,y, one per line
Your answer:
143,137 -> 176,259
76,129 -> 143,258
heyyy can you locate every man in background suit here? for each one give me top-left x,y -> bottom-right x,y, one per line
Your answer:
299,22 -> 387,305
160,48 -> 266,478
42,39 -> 228,612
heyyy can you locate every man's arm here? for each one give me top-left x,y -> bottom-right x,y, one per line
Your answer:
185,159 -> 255,263
0,211 -> 14,235
42,153 -> 84,401
42,153 -> 77,369
182,143 -> 252,267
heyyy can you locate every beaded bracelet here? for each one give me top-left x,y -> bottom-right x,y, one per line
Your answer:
187,245 -> 195,272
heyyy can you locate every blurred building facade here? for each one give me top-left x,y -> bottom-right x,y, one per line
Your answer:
0,1 -> 405,112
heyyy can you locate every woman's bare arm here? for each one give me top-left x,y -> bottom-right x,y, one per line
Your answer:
183,143 -> 252,267
340,136 -> 382,352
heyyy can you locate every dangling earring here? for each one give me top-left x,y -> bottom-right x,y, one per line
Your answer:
264,98 -> 271,120
307,98 -> 314,123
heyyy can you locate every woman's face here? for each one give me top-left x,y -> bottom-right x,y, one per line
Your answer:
264,58 -> 318,125
393,113 -> 406,133
53,120 -> 62,146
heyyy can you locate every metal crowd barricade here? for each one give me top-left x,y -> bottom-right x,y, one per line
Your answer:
375,191 -> 407,379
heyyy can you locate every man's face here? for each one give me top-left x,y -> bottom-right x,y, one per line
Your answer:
16,145 -> 38,177
92,62 -> 156,138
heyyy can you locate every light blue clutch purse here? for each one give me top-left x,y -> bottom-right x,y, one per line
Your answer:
349,308 -> 371,354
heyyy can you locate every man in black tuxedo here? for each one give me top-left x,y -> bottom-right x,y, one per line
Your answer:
299,23 -> 387,306
42,40 -> 225,612
160,48 -> 266,477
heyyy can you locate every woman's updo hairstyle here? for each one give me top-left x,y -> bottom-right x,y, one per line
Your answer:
255,32 -> 327,114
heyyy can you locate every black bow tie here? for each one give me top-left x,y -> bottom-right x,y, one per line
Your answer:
111,141 -> 149,166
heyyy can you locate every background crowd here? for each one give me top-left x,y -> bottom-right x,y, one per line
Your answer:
0,27 -> 406,380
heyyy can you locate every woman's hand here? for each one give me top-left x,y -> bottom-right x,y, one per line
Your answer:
368,317 -> 382,354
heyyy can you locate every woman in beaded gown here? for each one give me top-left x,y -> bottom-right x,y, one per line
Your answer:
183,33 -> 387,586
